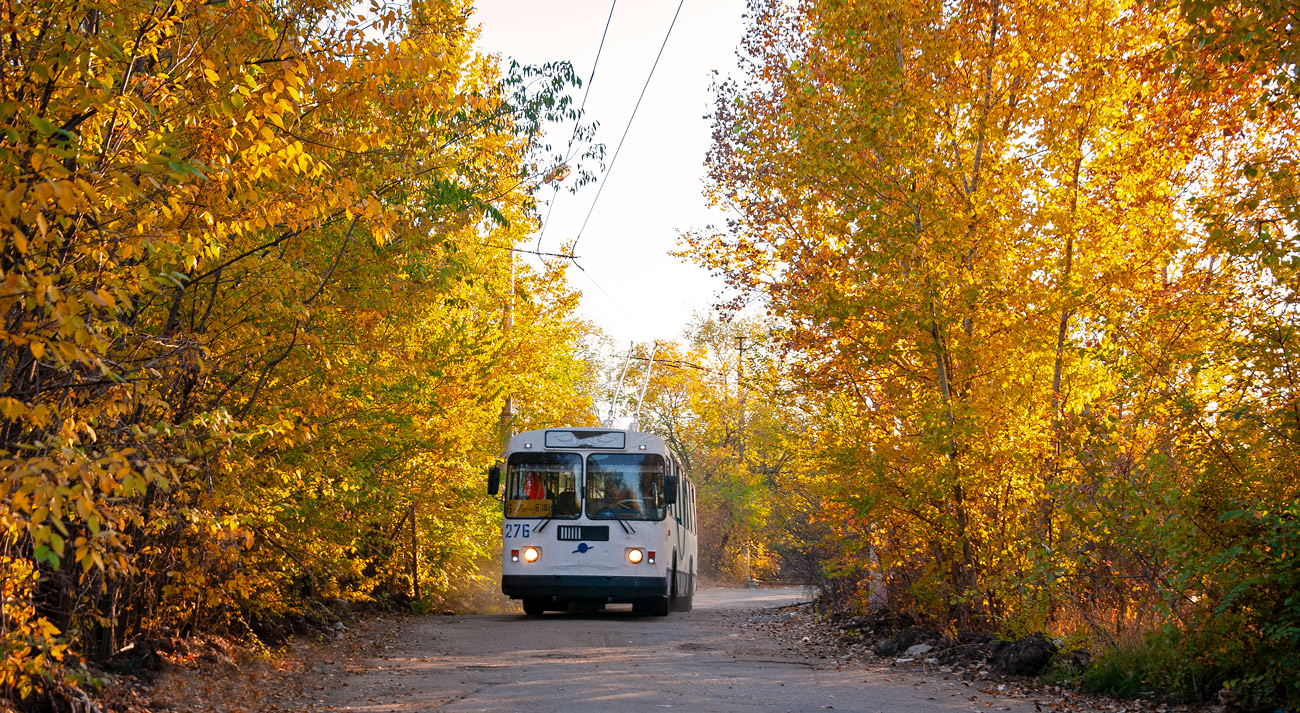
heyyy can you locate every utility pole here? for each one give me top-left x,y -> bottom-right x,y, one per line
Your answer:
409,502 -> 421,602
737,333 -> 750,584
498,253 -> 515,443
499,166 -> 568,440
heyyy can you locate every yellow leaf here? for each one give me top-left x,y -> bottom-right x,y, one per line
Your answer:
0,398 -> 26,419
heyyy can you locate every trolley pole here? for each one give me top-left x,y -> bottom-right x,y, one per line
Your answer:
604,343 -> 634,428
631,342 -> 658,432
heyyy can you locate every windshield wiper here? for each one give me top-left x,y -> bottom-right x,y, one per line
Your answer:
615,518 -> 635,534
535,515 -> 554,533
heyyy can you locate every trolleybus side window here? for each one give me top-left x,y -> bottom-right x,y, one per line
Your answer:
679,477 -> 686,528
585,453 -> 667,521
687,482 -> 695,532
682,478 -> 689,530
505,452 -> 582,519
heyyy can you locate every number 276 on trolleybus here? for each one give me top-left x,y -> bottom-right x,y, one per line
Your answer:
487,428 -> 698,616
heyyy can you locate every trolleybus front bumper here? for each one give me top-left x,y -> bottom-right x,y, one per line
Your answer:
502,574 -> 667,602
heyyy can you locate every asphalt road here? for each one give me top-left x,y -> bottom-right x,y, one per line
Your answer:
318,587 -> 1049,713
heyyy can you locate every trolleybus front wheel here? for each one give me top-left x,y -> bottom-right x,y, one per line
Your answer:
522,598 -> 546,616
633,597 -> 669,616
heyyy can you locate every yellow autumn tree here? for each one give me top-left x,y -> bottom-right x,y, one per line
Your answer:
1,0 -> 596,701
692,0 -> 1299,704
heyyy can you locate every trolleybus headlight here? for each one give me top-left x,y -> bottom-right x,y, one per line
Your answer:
510,549 -> 520,563
522,546 -> 541,563
627,548 -> 644,564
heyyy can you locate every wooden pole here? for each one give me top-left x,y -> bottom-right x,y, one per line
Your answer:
409,502 -> 420,602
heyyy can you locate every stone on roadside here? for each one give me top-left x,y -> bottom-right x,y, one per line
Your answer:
873,638 -> 902,656
991,633 -> 1058,676
905,643 -> 933,657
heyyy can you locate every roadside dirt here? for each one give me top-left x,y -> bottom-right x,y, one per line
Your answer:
97,588 -> 1203,713
133,616 -> 405,713
743,602 -> 1205,713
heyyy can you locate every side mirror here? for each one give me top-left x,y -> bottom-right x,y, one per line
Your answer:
487,465 -> 501,496
664,472 -> 679,505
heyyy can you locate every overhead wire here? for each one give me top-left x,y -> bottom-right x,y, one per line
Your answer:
484,244 -> 580,259
535,0 -> 620,255
567,258 -> 635,321
569,0 -> 688,256
626,355 -> 713,372
532,0 -> 692,333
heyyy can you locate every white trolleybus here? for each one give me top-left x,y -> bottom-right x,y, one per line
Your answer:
488,428 -> 697,616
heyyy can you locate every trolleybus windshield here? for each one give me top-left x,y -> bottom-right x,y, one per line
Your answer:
585,453 -> 667,521
505,452 -> 581,519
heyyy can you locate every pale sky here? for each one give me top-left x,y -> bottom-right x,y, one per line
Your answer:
471,0 -> 747,348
